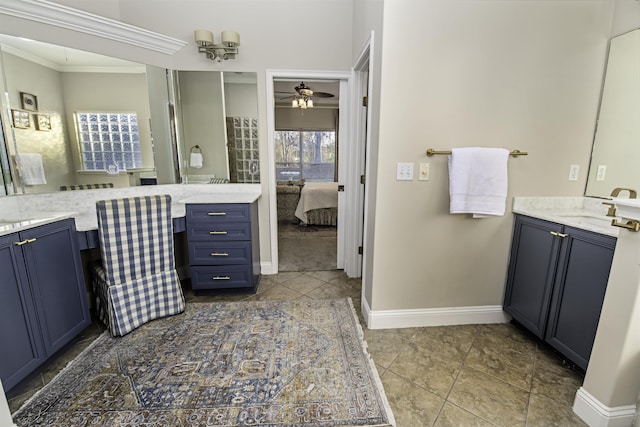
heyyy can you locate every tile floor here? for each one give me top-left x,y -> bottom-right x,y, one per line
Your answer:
8,271 -> 587,426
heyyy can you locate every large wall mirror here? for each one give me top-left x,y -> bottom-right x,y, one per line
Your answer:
586,28 -> 640,198
0,34 -> 259,197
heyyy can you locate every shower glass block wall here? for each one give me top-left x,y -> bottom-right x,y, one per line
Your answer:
227,117 -> 259,183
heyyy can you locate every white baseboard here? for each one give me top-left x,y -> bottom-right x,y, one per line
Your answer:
573,387 -> 636,427
260,261 -> 276,276
362,298 -> 510,329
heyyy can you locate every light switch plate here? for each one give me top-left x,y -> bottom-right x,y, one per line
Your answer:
569,164 -> 580,181
396,163 -> 414,180
419,163 -> 430,181
596,165 -> 606,181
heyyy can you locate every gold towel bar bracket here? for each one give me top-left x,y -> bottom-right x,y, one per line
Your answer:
426,148 -> 528,157
611,219 -> 640,232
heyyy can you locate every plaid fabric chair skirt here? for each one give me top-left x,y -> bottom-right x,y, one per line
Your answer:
92,195 -> 185,336
92,263 -> 184,336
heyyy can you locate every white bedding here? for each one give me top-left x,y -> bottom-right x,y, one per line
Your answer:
295,182 -> 339,223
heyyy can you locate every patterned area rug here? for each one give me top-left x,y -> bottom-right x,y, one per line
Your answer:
13,299 -> 394,427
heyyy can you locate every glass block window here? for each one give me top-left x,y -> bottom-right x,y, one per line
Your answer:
75,112 -> 142,171
227,116 -> 260,183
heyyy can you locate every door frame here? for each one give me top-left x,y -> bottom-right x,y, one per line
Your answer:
265,70 -> 350,274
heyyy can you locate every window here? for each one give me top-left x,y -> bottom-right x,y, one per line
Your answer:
274,130 -> 336,181
75,112 -> 142,171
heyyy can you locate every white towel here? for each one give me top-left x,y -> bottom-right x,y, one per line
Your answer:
448,147 -> 509,217
190,152 -> 203,169
15,153 -> 47,185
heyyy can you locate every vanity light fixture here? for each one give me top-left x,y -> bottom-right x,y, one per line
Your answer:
194,29 -> 240,62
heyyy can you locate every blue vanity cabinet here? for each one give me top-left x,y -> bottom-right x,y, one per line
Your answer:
186,202 -> 260,292
0,219 -> 91,392
504,215 -> 615,370
0,232 -> 44,392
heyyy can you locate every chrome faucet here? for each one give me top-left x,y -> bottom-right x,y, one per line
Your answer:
610,187 -> 638,199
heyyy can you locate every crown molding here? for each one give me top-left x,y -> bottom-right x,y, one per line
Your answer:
0,0 -> 187,55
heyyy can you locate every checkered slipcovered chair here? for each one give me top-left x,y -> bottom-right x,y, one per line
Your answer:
92,195 -> 185,336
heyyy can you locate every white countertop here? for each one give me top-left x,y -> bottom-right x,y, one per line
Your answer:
513,197 -> 619,237
0,184 -> 261,236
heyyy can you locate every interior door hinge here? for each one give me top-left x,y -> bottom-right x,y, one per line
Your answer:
362,96 -> 368,107
338,185 -> 345,192
358,246 -> 363,255
360,175 -> 365,185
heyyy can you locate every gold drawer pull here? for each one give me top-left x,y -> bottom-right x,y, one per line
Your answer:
211,252 -> 229,257
207,212 -> 227,216
212,276 -> 230,280
14,238 -> 37,246
209,231 -> 228,235
550,231 -> 568,238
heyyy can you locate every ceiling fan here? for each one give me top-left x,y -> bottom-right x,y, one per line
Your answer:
276,82 -> 335,101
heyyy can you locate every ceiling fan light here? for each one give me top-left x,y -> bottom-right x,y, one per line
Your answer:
307,99 -> 313,108
292,99 -> 298,108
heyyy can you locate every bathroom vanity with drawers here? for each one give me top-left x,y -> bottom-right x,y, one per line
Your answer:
184,197 -> 261,293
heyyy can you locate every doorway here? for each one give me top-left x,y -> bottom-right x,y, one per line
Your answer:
266,71 -> 350,274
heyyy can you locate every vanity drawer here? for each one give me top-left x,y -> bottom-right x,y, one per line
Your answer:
186,204 -> 250,224
190,265 -> 253,289
187,241 -> 252,265
186,222 -> 251,241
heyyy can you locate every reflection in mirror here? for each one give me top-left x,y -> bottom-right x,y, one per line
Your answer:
586,29 -> 640,198
173,71 -> 259,184
0,34 -> 163,194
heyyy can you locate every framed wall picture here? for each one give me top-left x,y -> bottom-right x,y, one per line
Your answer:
20,92 -> 38,111
11,109 -> 30,129
34,114 -> 51,131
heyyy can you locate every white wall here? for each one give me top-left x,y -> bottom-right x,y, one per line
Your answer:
369,0 -> 613,312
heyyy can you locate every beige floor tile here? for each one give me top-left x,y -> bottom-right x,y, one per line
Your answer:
362,328 -> 412,369
475,325 -> 537,357
434,402 -> 497,427
526,393 -> 588,427
410,326 -> 477,363
447,367 -> 529,427
381,370 -> 445,427
531,348 -> 584,403
303,270 -> 345,282
387,342 -> 462,398
327,275 -> 362,295
464,345 -> 534,391
281,274 -> 327,294
306,282 -> 357,299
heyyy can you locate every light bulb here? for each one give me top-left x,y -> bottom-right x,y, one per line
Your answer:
307,99 -> 313,108
292,99 -> 298,108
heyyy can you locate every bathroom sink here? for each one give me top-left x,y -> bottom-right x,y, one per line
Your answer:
555,213 -> 613,227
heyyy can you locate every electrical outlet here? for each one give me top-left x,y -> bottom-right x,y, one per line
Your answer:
396,163 -> 414,181
569,164 -> 580,181
419,163 -> 430,181
596,165 -> 606,181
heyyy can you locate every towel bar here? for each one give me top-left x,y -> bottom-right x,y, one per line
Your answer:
426,148 -> 528,157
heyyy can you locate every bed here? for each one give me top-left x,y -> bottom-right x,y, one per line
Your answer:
294,182 -> 339,226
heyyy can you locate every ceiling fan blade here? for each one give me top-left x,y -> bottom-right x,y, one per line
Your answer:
312,92 -> 335,98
